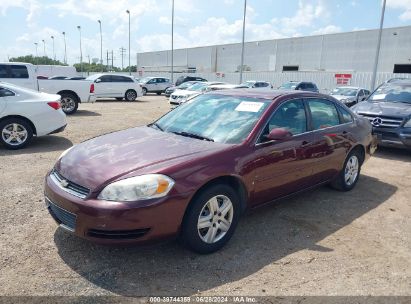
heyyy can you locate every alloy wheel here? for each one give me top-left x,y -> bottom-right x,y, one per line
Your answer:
1,123 -> 28,146
345,155 -> 359,186
61,97 -> 75,113
197,195 -> 234,244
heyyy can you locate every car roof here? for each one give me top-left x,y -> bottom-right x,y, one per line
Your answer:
205,88 -> 327,101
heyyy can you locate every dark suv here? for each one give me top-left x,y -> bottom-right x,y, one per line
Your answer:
352,80 -> 411,149
279,81 -> 319,92
175,76 -> 207,86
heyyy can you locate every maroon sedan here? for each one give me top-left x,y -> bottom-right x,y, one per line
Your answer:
45,90 -> 377,253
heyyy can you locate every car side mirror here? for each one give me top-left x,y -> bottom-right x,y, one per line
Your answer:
95,79 -> 102,83
265,128 -> 293,141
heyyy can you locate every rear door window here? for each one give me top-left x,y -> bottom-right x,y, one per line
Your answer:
307,99 -> 340,130
0,88 -> 15,97
10,65 -> 29,78
0,65 -> 9,78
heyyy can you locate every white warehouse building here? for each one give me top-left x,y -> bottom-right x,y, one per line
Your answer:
137,26 -> 411,90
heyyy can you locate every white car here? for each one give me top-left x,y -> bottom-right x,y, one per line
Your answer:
139,77 -> 172,95
86,74 -> 143,101
240,80 -> 272,89
0,62 -> 96,115
0,82 -> 67,150
330,86 -> 371,107
169,82 -> 225,106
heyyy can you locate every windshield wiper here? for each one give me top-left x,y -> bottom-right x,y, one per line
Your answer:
172,131 -> 214,142
149,123 -> 163,131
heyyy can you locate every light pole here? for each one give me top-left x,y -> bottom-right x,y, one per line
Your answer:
98,20 -> 103,71
51,35 -> 55,63
42,39 -> 46,57
371,0 -> 386,91
126,10 -> 131,75
77,25 -> 83,74
34,43 -> 38,65
171,0 -> 174,84
239,0 -> 247,84
62,32 -> 67,64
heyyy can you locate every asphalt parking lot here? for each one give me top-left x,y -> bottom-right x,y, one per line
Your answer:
0,95 -> 410,297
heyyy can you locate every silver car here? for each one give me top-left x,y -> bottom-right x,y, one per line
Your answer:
330,87 -> 371,107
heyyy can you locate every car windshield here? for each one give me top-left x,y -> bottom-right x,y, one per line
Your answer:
179,82 -> 195,89
280,82 -> 297,89
369,83 -> 411,104
187,82 -> 208,91
154,94 -> 270,144
331,88 -> 358,96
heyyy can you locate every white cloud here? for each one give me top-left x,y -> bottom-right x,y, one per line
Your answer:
387,0 -> 411,21
311,25 -> 342,35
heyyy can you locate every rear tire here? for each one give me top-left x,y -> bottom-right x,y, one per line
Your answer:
125,90 -> 137,101
60,93 -> 79,115
331,149 -> 362,191
156,92 -> 162,95
181,184 -> 240,254
0,118 -> 33,150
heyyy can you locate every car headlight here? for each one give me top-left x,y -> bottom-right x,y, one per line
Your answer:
404,119 -> 411,128
98,174 -> 175,202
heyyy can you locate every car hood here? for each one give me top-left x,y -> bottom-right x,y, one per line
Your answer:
331,95 -> 356,101
352,101 -> 411,118
56,126 -> 228,191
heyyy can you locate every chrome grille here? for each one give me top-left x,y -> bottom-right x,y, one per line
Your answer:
358,113 -> 404,128
50,170 -> 90,199
46,197 -> 76,232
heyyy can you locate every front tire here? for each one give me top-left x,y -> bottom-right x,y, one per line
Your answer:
125,90 -> 137,101
331,149 -> 362,191
60,93 -> 79,115
0,118 -> 33,150
142,87 -> 147,96
181,184 -> 240,254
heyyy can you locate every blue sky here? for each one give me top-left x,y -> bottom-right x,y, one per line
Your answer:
0,0 -> 410,66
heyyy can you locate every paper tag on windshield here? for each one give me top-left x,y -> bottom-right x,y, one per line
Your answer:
235,101 -> 264,112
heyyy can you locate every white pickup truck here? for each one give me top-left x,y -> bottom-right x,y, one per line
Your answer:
0,62 -> 95,114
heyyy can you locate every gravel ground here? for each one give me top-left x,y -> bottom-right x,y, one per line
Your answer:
0,95 -> 410,297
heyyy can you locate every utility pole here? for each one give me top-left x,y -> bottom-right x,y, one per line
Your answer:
87,55 -> 91,65
98,20 -> 103,71
34,43 -> 38,65
62,32 -> 67,64
77,25 -> 83,75
111,50 -> 114,71
51,35 -> 55,62
126,10 -> 131,75
239,0 -> 247,84
171,0 -> 174,84
42,39 -> 46,57
371,0 -> 386,91
106,50 -> 109,72
119,47 -> 126,70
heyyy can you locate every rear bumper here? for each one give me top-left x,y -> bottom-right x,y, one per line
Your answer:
48,124 -> 67,135
373,127 -> 411,149
87,94 -> 96,103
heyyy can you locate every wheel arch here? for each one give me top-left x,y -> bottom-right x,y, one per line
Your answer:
0,115 -> 37,135
57,90 -> 81,103
349,144 -> 366,164
181,174 -> 249,228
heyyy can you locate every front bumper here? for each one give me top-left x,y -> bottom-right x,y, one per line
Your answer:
373,127 -> 411,149
44,172 -> 191,245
